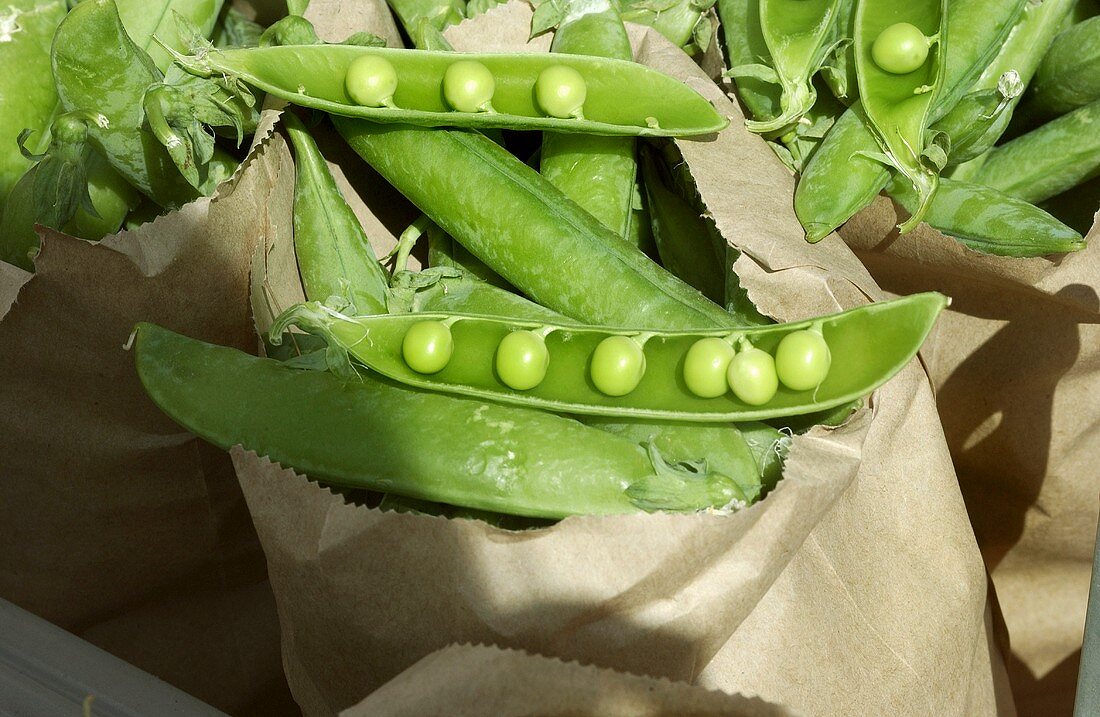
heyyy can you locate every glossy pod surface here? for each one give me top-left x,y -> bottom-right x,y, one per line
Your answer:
272,292 -> 947,422
135,323 -> 750,518
177,45 -> 727,136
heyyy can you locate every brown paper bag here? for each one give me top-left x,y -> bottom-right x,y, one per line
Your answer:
0,112 -> 296,713
227,3 -> 1010,716
839,166 -> 1100,714
343,644 -> 799,716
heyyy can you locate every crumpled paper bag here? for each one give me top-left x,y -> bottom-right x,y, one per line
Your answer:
839,160 -> 1100,716
230,2 -> 1010,716
0,99 -> 295,714
343,643 -> 799,716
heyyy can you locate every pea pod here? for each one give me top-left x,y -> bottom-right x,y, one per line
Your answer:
135,322 -> 752,518
174,44 -> 727,137
385,0 -> 464,42
337,121 -> 734,330
283,112 -> 390,313
887,176 -> 1085,257
539,0 -> 638,241
727,0 -> 842,133
270,292 -> 946,422
619,0 -> 715,55
114,0 -> 224,70
931,72 -> 1023,165
1021,16 -> 1100,123
718,0 -> 782,122
968,97 -> 1100,204
795,0 -> 1026,240
0,0 -> 66,207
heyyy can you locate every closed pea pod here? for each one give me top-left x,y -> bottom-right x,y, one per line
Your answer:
1023,16 -> 1100,122
174,44 -> 727,136
269,292 -> 947,422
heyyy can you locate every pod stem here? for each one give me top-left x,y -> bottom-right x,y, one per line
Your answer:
626,443 -> 749,513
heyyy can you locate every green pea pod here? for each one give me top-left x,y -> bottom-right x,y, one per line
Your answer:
931,72 -> 1023,166
795,0 -> 1026,240
337,121 -> 735,330
969,97 -> 1100,204
820,0 -> 856,102
174,45 -> 727,137
114,0 -> 224,70
852,0 -> 946,233
727,0 -> 841,133
1040,174 -> 1100,235
640,146 -> 724,305
887,176 -> 1085,257
426,228 -> 517,293
385,0 -> 464,40
540,0 -> 637,241
951,0 -> 1076,180
0,0 -> 67,207
270,293 -> 946,422
51,0 -> 200,207
718,0 -> 782,122
282,113 -> 390,313
618,0 -> 715,55
1021,16 -> 1100,123
135,323 -> 752,518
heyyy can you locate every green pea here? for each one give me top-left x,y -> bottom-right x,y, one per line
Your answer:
495,330 -> 549,390
443,60 -> 495,113
346,54 -> 398,108
727,347 -> 778,406
683,337 -> 735,398
402,320 -> 453,374
535,64 -> 587,119
590,335 -> 646,396
775,330 -> 831,391
871,22 -> 932,75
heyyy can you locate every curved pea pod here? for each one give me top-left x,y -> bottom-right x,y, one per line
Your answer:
970,98 -> 1100,205
135,323 -> 751,518
174,45 -> 727,137
852,0 -> 946,233
51,0 -> 200,207
726,0 -> 842,133
887,176 -> 1085,258
337,121 -> 734,330
283,112 -> 390,314
0,0 -> 66,207
270,292 -> 946,422
1021,16 -> 1100,123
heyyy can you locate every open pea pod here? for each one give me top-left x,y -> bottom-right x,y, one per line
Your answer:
853,0 -> 946,232
173,45 -> 727,136
271,292 -> 947,423
728,0 -> 842,133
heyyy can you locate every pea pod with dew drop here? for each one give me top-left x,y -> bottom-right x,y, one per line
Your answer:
0,0 -> 66,207
283,112 -> 390,314
174,44 -> 727,137
135,323 -> 752,518
950,0 -> 1077,181
336,121 -> 736,331
887,176 -> 1085,258
1019,16 -> 1100,125
795,0 -> 1026,241
539,0 -> 639,242
969,98 -> 1100,205
931,72 -> 1023,166
270,292 -> 947,423
727,0 -> 842,134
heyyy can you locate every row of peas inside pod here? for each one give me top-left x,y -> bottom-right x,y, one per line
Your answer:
719,0 -> 1098,257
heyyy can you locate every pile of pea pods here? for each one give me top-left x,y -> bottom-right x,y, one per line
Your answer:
1,0 -> 1094,526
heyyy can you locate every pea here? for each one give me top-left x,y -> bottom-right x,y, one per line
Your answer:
683,337 -> 735,398
346,55 -> 398,108
443,60 -> 496,113
495,330 -> 549,390
590,335 -> 646,396
402,320 -> 453,374
775,330 -> 831,391
726,347 -> 778,406
535,64 -> 587,119
871,23 -> 932,75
